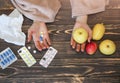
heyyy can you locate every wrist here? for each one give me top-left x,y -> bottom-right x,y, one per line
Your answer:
76,15 -> 88,24
33,21 -> 46,26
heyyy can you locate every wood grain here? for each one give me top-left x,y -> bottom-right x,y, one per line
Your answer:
0,0 -> 120,83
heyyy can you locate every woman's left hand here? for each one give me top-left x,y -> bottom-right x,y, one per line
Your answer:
71,21 -> 92,52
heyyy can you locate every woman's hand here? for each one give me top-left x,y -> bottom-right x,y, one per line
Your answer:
27,21 -> 51,51
71,16 -> 92,52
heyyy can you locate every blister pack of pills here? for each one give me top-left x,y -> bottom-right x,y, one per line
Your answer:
0,47 -> 17,69
39,47 -> 58,68
18,47 -> 36,67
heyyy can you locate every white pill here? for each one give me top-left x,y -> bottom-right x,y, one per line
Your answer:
27,46 -> 31,50
33,50 -> 37,54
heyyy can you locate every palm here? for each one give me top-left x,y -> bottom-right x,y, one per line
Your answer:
71,22 -> 92,52
28,22 -> 51,51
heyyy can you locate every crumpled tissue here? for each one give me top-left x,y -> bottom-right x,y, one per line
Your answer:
0,9 -> 26,46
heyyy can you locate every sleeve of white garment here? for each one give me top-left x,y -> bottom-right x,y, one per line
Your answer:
70,0 -> 109,17
10,0 -> 61,22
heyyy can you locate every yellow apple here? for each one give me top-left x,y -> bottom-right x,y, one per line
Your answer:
99,39 -> 116,55
72,28 -> 88,44
92,23 -> 105,40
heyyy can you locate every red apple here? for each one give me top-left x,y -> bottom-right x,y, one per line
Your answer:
86,41 -> 97,55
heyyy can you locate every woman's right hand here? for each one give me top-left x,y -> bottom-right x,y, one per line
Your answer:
28,21 -> 51,51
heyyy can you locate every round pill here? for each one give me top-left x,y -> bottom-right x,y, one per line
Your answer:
27,46 -> 31,50
33,50 -> 37,53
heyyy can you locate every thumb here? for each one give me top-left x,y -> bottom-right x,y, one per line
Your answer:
88,30 -> 92,43
27,29 -> 33,42
88,36 -> 91,43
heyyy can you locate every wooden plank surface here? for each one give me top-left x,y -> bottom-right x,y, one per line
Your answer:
0,0 -> 120,83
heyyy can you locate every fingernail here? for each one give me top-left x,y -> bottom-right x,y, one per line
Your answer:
81,49 -> 84,52
39,49 -> 42,51
72,46 -> 75,49
46,46 -> 49,48
43,47 -> 46,49
76,49 -> 79,52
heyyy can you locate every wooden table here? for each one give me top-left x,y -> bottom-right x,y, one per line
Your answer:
0,0 -> 120,83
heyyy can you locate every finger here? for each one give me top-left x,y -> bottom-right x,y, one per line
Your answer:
34,41 -> 42,51
88,29 -> 92,43
46,35 -> 51,46
44,39 -> 49,48
33,34 -> 42,51
71,38 -> 76,49
70,37 -> 74,45
39,42 -> 46,50
76,44 -> 81,52
27,29 -> 33,42
81,43 -> 86,52
88,35 -> 92,43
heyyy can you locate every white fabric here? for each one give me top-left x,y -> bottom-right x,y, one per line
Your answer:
0,9 -> 26,46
